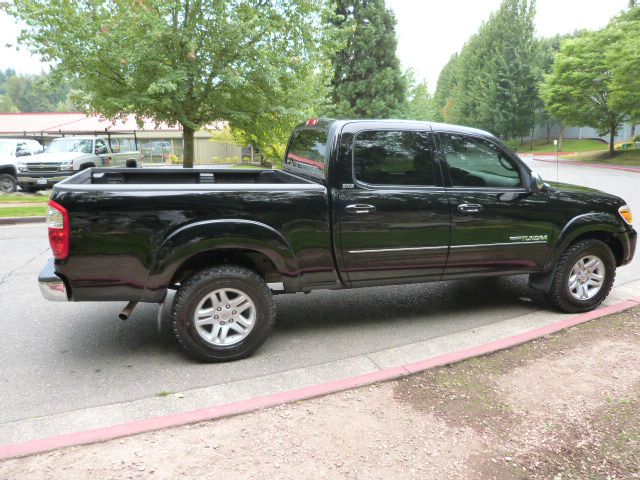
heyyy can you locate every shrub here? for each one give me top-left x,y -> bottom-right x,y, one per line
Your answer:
503,139 -> 520,151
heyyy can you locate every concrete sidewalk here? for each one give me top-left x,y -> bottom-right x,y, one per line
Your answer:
2,279 -> 640,459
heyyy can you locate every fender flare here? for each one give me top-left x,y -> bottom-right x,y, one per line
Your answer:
144,219 -> 301,295
0,164 -> 17,177
543,212 -> 623,271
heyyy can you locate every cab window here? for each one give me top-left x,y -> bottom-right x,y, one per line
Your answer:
16,142 -> 31,157
353,130 -> 437,186
95,139 -> 108,155
440,133 -> 522,188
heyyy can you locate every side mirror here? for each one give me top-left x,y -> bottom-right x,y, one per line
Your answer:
529,170 -> 545,192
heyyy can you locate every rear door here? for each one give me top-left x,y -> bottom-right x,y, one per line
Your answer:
335,123 -> 451,287
438,131 -> 555,276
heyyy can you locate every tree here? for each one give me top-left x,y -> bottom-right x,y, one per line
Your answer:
0,69 -> 74,112
606,8 -> 640,127
432,53 -> 460,122
7,0 -> 334,167
399,69 -> 435,121
431,0 -> 539,139
540,10 -> 640,156
330,0 -> 406,118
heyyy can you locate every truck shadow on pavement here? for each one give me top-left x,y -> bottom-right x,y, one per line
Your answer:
61,275 -> 547,363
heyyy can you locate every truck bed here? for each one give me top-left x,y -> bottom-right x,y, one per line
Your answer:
59,167 -> 317,188
50,167 -> 337,303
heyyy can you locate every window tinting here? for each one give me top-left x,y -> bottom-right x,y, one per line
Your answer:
285,129 -> 328,174
354,130 -> 437,186
440,134 -> 521,188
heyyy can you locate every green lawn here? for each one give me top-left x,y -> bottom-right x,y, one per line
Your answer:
518,139 -> 609,153
0,193 -> 50,203
0,205 -> 47,218
564,149 -> 640,166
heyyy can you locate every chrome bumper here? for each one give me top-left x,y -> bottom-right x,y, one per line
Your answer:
38,258 -> 69,302
18,173 -> 71,187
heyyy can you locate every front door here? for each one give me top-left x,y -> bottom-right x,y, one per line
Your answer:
438,132 -> 555,277
336,126 -> 451,287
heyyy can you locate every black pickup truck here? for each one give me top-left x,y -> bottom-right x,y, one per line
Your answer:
39,119 -> 636,362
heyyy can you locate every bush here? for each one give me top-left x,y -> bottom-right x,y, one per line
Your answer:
614,142 -> 638,151
502,139 -> 520,151
167,154 -> 181,164
633,135 -> 640,143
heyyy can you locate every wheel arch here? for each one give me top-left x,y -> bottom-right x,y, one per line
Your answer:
144,219 -> 301,298
0,165 -> 17,177
545,213 -> 626,270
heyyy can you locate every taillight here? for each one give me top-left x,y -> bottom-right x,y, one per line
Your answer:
47,200 -> 69,259
305,118 -> 319,126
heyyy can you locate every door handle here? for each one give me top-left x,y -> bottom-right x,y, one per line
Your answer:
457,203 -> 483,214
345,204 -> 376,214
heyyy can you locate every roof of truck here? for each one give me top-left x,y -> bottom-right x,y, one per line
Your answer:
298,118 -> 496,140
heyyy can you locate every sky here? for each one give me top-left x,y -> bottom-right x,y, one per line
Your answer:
0,0 -> 631,91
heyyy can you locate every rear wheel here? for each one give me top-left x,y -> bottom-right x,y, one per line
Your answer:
0,174 -> 17,193
172,266 -> 276,362
545,239 -> 616,313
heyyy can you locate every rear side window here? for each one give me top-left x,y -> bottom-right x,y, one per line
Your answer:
285,129 -> 327,175
353,130 -> 437,186
440,133 -> 522,188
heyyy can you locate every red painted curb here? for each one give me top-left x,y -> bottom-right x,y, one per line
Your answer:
2,296 -> 640,460
531,156 -> 640,173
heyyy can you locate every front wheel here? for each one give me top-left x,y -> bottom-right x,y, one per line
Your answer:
172,266 -> 276,362
545,239 -> 616,313
0,174 -> 17,193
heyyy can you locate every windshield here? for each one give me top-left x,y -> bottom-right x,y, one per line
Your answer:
47,139 -> 93,154
0,142 -> 13,156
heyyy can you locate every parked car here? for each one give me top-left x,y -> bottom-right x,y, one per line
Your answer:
17,136 -> 140,191
38,119 -> 636,362
0,138 -> 43,193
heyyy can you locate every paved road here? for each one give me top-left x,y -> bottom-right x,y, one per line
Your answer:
0,161 -> 638,443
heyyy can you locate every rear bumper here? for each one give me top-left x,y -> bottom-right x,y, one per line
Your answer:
18,172 -> 72,188
38,258 -> 69,302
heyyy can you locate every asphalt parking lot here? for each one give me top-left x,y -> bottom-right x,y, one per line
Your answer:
0,158 -> 638,445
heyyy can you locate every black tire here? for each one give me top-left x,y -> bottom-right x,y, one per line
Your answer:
545,239 -> 616,313
172,266 -> 276,362
0,174 -> 17,193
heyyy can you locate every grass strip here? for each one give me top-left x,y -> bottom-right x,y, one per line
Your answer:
0,193 -> 50,203
0,205 -> 47,218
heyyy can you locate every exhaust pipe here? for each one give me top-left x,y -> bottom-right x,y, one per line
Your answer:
119,301 -> 138,320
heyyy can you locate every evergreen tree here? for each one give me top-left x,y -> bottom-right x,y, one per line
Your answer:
398,69 -> 435,121
330,0 -> 406,118
432,0 -> 538,139
433,53 -> 460,122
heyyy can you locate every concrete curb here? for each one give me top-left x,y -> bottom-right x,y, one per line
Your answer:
0,216 -> 45,225
2,295 -> 639,461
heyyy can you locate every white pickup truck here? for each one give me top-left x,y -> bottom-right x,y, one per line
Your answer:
17,136 -> 140,191
0,138 -> 44,193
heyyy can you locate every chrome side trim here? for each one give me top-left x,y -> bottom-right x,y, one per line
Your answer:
348,246 -> 447,254
451,241 -> 548,249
